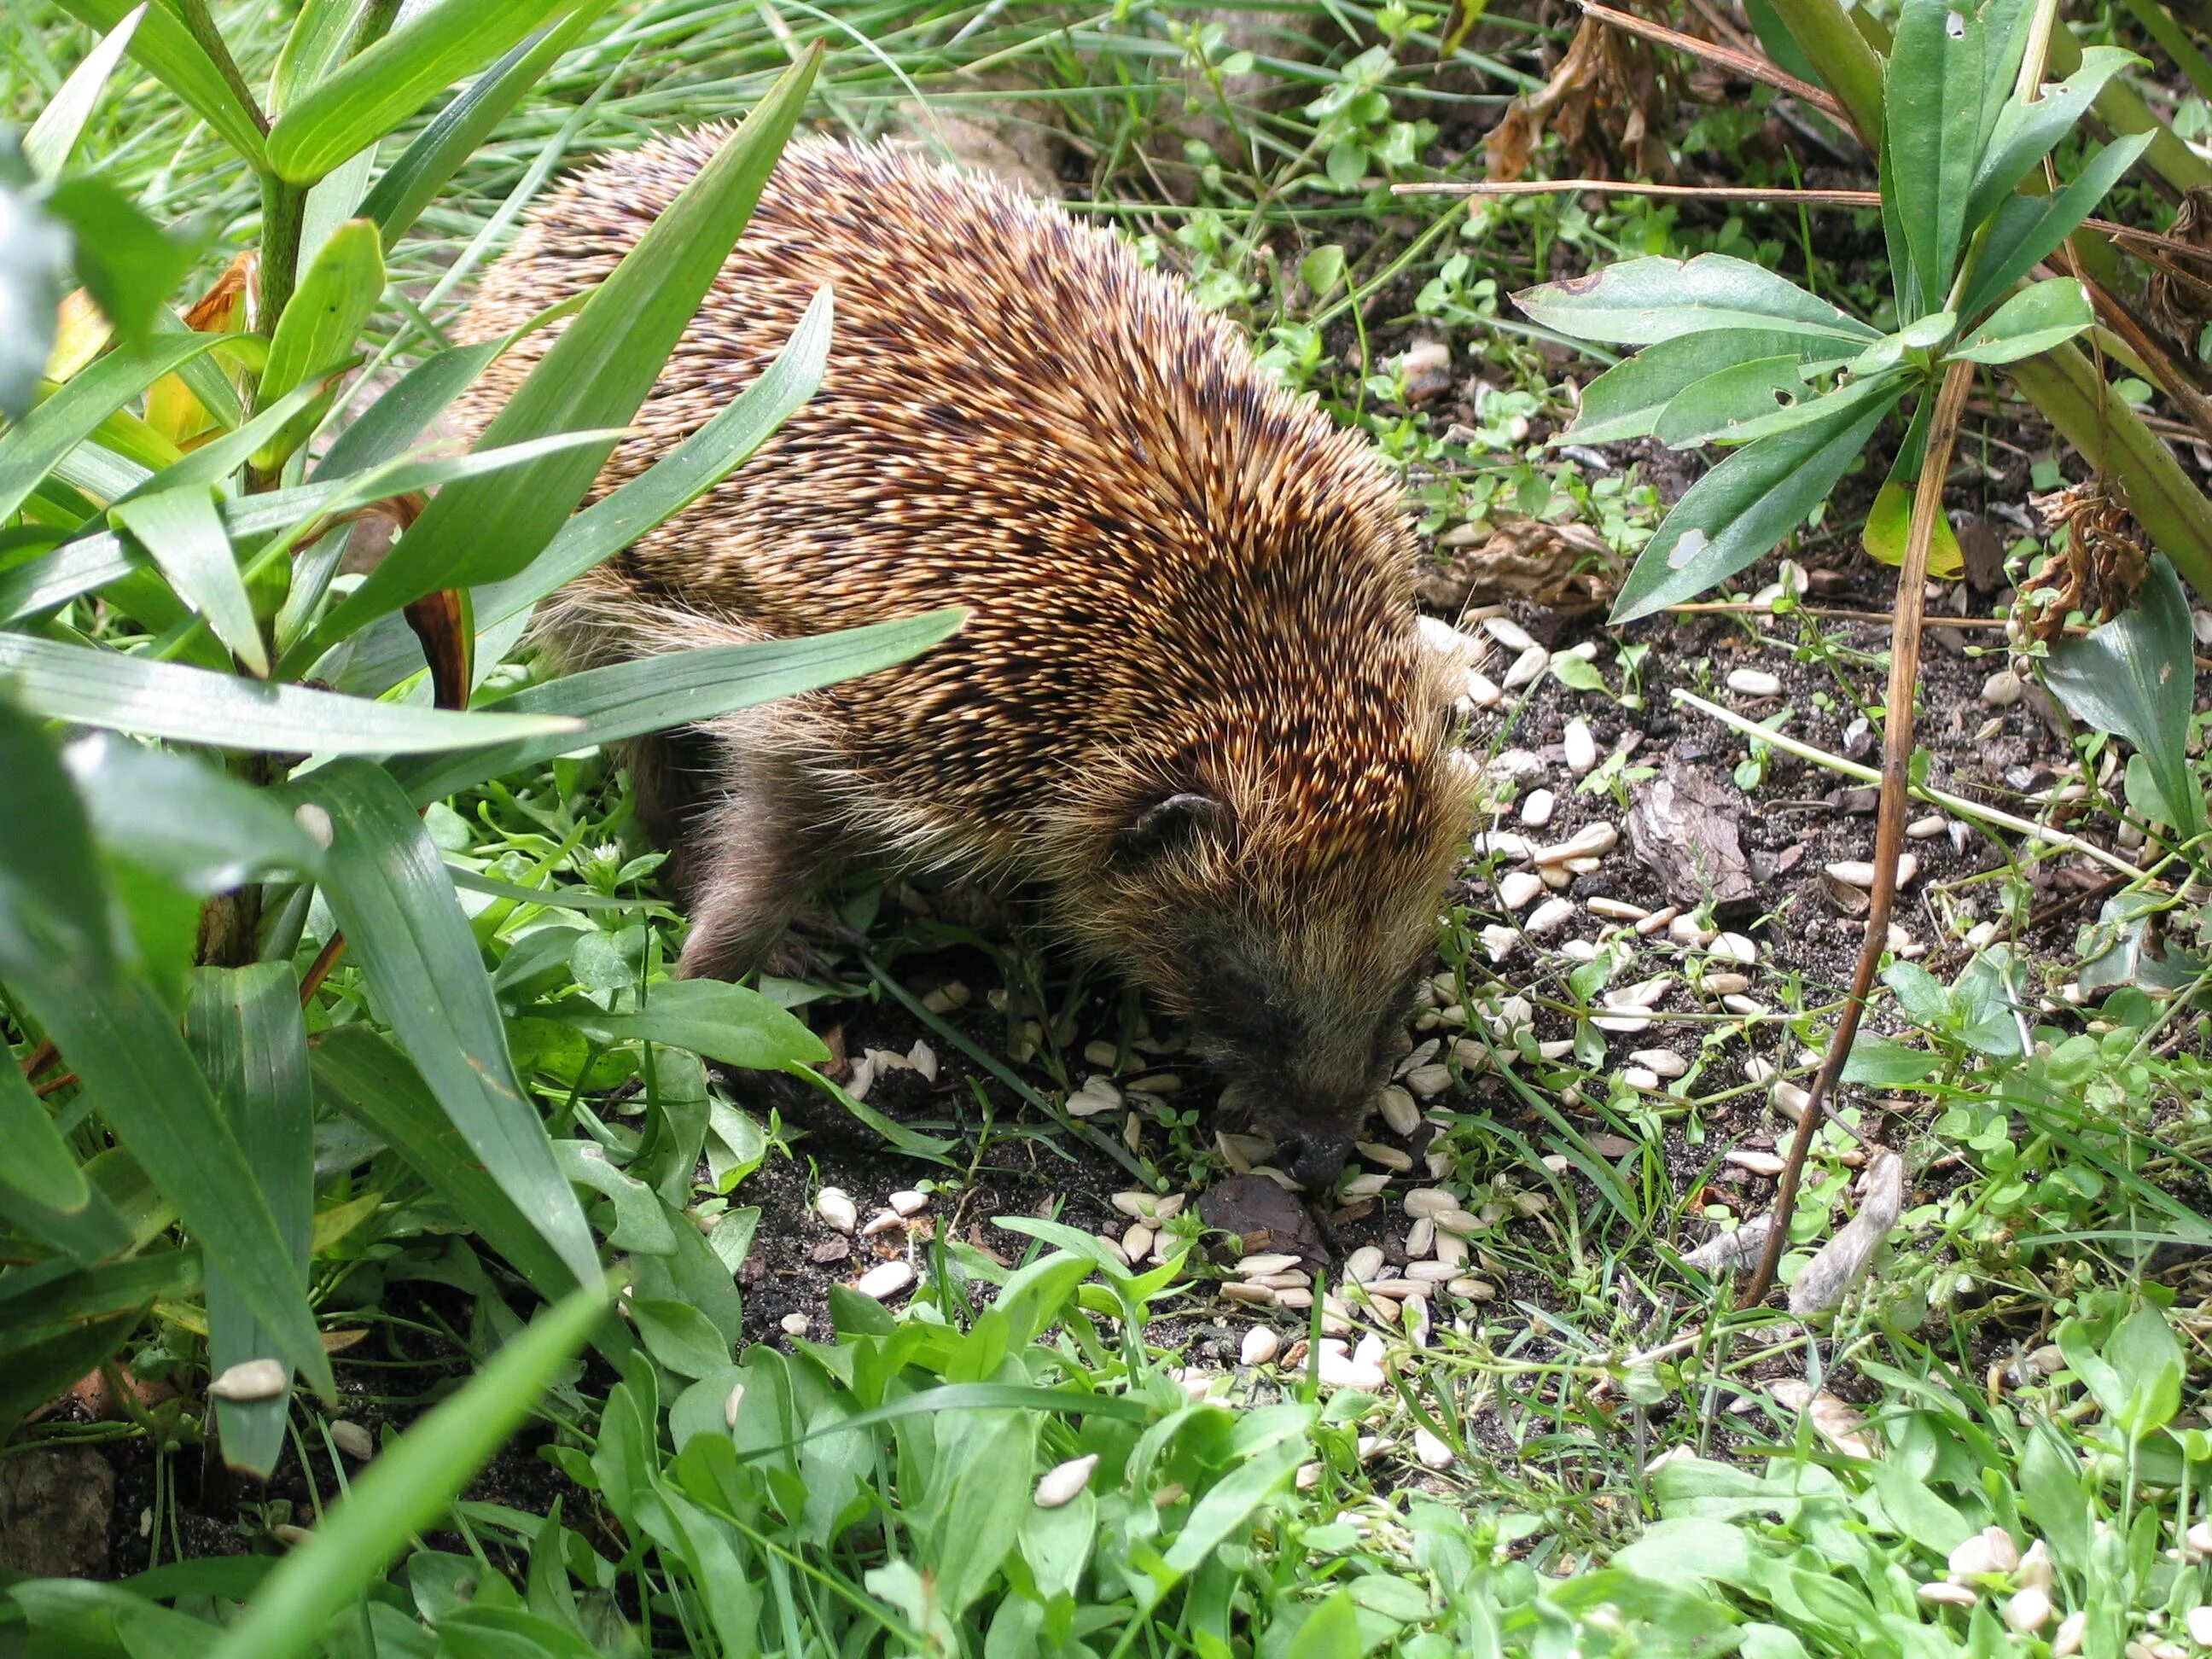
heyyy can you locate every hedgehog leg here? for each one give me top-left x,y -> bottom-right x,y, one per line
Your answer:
666,733 -> 841,983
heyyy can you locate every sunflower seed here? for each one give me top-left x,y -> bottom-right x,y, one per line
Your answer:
1726,668 -> 1783,697
855,1260 -> 914,1301
1035,1453 -> 1098,1509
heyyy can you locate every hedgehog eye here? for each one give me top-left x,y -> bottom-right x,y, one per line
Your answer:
1116,791 -> 1228,862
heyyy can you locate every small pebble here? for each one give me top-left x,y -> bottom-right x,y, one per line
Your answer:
816,1187 -> 859,1233
1825,853 -> 1918,888
1483,615 -> 1535,653
1412,1426 -> 1455,1470
1918,1582 -> 1977,1608
1526,897 -> 1576,936
329,1421 -> 375,1461
1376,1084 -> 1420,1137
854,1260 -> 914,1301
2005,1586 -> 2053,1634
1519,789 -> 1557,828
779,1313 -> 810,1337
1110,1190 -> 1185,1222
1034,1454 -> 1098,1509
1563,720 -> 1598,775
208,1359 -> 289,1403
1499,870 -> 1545,910
1726,668 -> 1784,698
1502,643 -> 1551,690
1982,669 -> 2024,707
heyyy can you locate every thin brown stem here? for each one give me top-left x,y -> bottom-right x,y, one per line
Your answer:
1738,361 -> 1976,1310
1571,0 -> 1850,122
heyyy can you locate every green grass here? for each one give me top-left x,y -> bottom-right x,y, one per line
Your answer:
3,1 -> 2211,1655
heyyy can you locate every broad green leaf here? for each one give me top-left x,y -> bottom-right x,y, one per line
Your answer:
0,148 -> 73,421
1840,1035 -> 1941,1086
387,608 -> 963,803
269,0 -> 370,116
361,1 -> 619,247
1960,134 -> 2152,319
1560,329 -> 1828,445
1965,48 -> 2144,236
2058,1306 -> 2184,1439
1861,479 -> 1965,578
311,1027 -> 591,1310
2045,553 -> 2203,838
67,730 -> 323,891
1978,0 -> 2036,138
45,178 -> 217,349
1947,276 -> 2093,364
49,0 -> 270,168
1884,0 -> 1985,314
1650,356 -> 1811,449
293,760 -> 600,1287
1610,387 -> 1901,624
255,219 -> 385,469
109,484 -> 267,675
0,631 -> 580,755
0,1051 -> 131,1266
549,979 -> 827,1071
323,46 -> 822,641
0,331 -> 237,523
25,5 -> 145,180
207,1278 -> 613,1659
336,286 -> 831,698
0,694 -> 117,981
1514,254 -> 1881,347
265,0 -> 579,183
1847,311 -> 1957,381
187,964 -> 312,1480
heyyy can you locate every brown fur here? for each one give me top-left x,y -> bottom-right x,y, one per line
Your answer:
453,135 -> 1474,1183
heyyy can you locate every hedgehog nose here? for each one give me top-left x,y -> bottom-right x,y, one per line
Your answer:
1281,1132 -> 1352,1193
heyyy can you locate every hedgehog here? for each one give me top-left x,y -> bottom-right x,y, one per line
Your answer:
454,134 -> 1476,1188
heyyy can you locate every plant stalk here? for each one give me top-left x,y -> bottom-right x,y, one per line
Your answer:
1759,0 -> 1885,140
175,0 -> 270,136
1738,360 -> 1974,1310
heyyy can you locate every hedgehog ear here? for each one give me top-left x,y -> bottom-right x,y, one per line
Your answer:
1116,791 -> 1229,862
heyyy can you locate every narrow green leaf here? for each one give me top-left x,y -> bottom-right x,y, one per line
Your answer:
67,729 -> 323,892
335,287 -> 830,698
187,964 -> 312,1480
0,148 -> 73,421
0,632 -> 580,756
1610,387 -> 1901,624
0,331 -> 237,524
1514,254 -> 1882,347
255,218 -> 385,470
1947,276 -> 2093,364
45,178 -> 218,350
207,1278 -> 613,1659
360,1 -> 619,247
1959,134 -> 2153,319
49,0 -> 270,168
1965,48 -> 2145,236
0,1052 -> 131,1266
119,380 -> 334,507
323,45 -> 823,642
311,1027 -> 589,1308
292,761 -> 600,1287
2045,554 -> 2203,838
265,0 -> 578,184
1884,0 -> 1985,313
25,4 -> 145,180
269,0 -> 370,116
387,608 -> 964,804
1560,329 -> 1829,445
0,693 -> 117,981
110,484 -> 268,675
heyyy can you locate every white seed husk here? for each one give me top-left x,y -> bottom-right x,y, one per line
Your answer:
816,1187 -> 859,1233
208,1359 -> 288,1402
854,1260 -> 914,1301
1726,668 -> 1783,697
329,1421 -> 375,1461
1241,1326 -> 1281,1366
1034,1453 -> 1098,1509
1413,1426 -> 1455,1470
